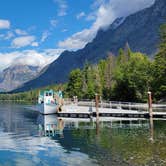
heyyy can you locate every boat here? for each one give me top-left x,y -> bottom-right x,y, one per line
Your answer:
37,89 -> 63,114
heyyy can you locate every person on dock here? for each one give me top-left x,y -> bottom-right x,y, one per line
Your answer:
73,96 -> 78,105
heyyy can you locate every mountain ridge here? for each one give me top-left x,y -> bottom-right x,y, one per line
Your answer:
0,65 -> 41,92
13,0 -> 166,92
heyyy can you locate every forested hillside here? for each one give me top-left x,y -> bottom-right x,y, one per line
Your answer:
1,24 -> 166,102
65,24 -> 166,102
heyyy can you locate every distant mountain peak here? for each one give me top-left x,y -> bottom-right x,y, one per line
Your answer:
0,64 -> 41,92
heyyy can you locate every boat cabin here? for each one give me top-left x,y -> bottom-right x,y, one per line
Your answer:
38,90 -> 55,104
38,89 -> 63,105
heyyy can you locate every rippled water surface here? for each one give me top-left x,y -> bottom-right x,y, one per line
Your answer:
0,104 -> 165,166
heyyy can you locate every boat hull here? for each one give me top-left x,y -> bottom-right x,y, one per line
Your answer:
38,103 -> 57,114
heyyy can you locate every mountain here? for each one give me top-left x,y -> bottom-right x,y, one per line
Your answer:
13,0 -> 166,92
0,65 -> 41,92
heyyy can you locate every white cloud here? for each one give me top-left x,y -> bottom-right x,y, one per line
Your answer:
5,31 -> 15,40
50,19 -> 57,27
58,28 -> 95,50
58,0 -> 155,50
0,31 -> 14,40
0,49 -> 64,70
0,132 -> 97,166
0,19 -> 10,29
54,0 -> 68,16
15,29 -> 28,35
11,36 -> 37,48
31,42 -> 39,47
41,31 -> 50,42
76,12 -> 86,20
11,50 -> 56,67
61,29 -> 68,32
86,13 -> 96,21
42,48 -> 64,62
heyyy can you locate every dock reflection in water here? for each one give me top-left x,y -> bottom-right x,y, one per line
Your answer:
37,114 -> 152,138
0,104 -> 165,166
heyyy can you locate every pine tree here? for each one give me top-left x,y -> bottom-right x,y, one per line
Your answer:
93,65 -> 102,95
66,69 -> 83,98
152,24 -> 166,100
103,53 -> 116,99
124,42 -> 132,60
104,53 -> 116,88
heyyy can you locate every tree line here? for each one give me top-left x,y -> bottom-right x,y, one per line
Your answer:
0,84 -> 66,103
66,24 -> 166,102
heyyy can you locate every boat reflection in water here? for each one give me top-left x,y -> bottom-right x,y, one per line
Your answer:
37,115 -> 151,138
37,114 -> 64,137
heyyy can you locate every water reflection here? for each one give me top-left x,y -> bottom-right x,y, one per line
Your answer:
0,104 -> 165,166
0,104 -> 98,166
149,117 -> 154,142
37,114 -> 64,137
35,114 -> 166,165
37,114 -> 151,138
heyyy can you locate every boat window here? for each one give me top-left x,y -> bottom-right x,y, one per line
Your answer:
46,93 -> 49,96
49,93 -> 52,96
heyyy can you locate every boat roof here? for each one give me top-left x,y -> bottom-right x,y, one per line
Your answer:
39,89 -> 62,96
39,90 -> 54,96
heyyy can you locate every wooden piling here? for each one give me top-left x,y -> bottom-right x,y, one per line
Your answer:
149,116 -> 154,142
148,91 -> 153,117
96,118 -> 100,136
95,94 -> 100,136
95,94 -> 99,118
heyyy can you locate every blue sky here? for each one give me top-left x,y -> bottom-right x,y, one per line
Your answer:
0,0 -> 93,51
0,0 -> 155,70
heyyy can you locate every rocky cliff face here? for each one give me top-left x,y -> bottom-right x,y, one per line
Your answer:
0,65 -> 41,91
13,0 -> 166,92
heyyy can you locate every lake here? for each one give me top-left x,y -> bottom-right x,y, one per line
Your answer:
0,104 -> 165,166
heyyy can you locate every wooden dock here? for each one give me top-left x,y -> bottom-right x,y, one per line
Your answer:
57,102 -> 166,119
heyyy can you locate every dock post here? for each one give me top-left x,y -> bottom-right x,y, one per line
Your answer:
75,96 -> 78,106
148,91 -> 153,118
95,93 -> 99,119
110,101 -> 112,108
96,117 -> 100,136
128,102 -> 131,110
149,116 -> 154,142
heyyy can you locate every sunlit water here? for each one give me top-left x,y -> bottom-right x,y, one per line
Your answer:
0,104 -> 165,166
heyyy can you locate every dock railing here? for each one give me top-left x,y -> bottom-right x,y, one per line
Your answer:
64,99 -> 166,112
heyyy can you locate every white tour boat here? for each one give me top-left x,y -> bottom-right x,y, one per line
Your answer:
38,90 -> 63,114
